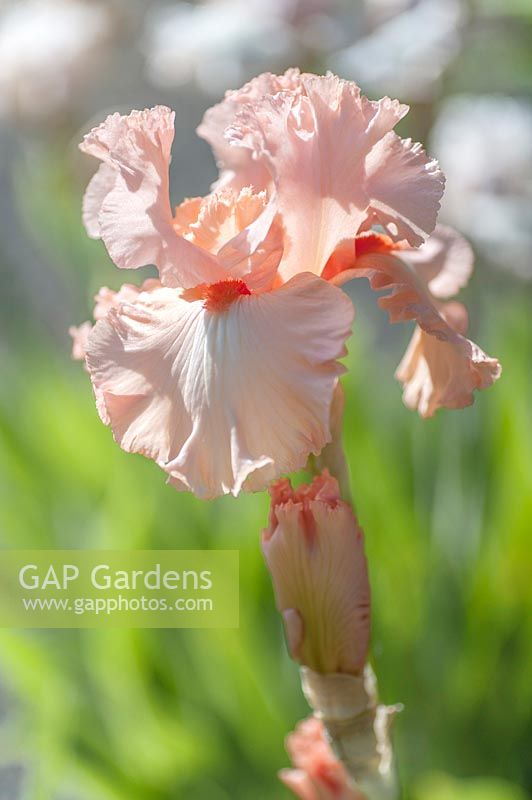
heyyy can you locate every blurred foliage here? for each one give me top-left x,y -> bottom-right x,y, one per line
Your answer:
413,772 -> 529,800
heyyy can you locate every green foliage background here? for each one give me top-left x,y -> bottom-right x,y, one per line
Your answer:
0,1 -> 531,798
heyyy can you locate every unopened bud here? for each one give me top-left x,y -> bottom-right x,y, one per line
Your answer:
262,470 -> 370,675
280,715 -> 365,800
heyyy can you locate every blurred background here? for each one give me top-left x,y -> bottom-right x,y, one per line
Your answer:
0,0 -> 531,798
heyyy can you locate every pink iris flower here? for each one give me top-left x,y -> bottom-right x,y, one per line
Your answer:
200,70 -> 501,417
72,70 -> 500,498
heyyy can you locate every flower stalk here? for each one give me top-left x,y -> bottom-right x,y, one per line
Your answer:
265,390 -> 400,799
301,666 -> 400,800
311,382 -> 353,507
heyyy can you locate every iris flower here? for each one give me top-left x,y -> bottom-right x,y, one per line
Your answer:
73,70 -> 500,498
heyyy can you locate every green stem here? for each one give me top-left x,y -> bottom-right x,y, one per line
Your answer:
301,666 -> 401,800
310,382 -> 354,506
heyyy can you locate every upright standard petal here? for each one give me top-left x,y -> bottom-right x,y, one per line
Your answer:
332,250 -> 501,415
80,106 -> 224,288
226,72 -> 444,279
363,132 -> 445,247
85,274 -> 354,499
173,187 -> 283,292
228,73 -> 411,280
197,69 -> 303,190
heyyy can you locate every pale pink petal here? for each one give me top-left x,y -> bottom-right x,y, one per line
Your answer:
400,224 -> 474,299
82,163 -> 116,239
92,280 -> 162,424
172,196 -> 203,235
79,106 -> 224,288
197,69 -> 303,190
263,471 -> 371,675
281,717 -> 364,800
69,321 -> 93,361
174,187 -> 283,291
363,133 -> 445,247
333,251 -> 501,415
279,769 -> 317,800
396,301 -> 501,418
85,274 -> 353,499
216,192 -> 283,292
199,98 -> 270,192
70,280 -> 162,363
228,73 -> 411,280
93,279 -> 162,321
173,190 -> 245,252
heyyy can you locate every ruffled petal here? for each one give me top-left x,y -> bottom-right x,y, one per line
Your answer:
69,321 -> 93,362
173,187 -> 283,291
69,279 -> 162,361
217,194 -> 283,292
364,133 -> 445,247
396,302 -> 501,418
280,717 -> 364,800
228,73 -> 410,280
172,196 -> 203,234
333,251 -> 501,415
85,273 -> 354,499
399,224 -> 474,299
173,188 -> 261,252
80,106 -> 224,288
82,163 -> 116,239
197,69 -> 303,190
93,280 -> 162,320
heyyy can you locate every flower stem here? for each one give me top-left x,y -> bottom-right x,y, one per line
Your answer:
311,382 -> 354,506
300,666 -> 401,799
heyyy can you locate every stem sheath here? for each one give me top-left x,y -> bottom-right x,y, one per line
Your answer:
300,666 -> 401,800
